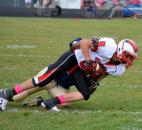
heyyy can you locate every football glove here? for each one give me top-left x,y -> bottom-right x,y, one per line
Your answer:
79,60 -> 99,73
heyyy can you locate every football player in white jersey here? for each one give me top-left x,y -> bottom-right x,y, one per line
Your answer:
39,37 -> 138,110
0,37 -> 138,111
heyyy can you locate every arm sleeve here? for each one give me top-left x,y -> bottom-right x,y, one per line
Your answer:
106,64 -> 126,76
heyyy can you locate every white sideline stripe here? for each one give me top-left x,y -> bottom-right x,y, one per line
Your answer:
7,109 -> 142,115
118,127 -> 142,130
134,118 -> 142,122
0,54 -> 50,58
71,110 -> 142,115
0,67 -> 39,71
6,45 -> 37,49
8,108 -> 40,113
127,84 -> 142,89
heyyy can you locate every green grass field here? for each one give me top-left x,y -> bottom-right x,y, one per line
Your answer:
0,17 -> 142,130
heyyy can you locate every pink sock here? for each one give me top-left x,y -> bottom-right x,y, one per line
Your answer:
57,95 -> 66,104
14,84 -> 23,94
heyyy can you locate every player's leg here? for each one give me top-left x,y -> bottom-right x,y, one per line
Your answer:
0,50 -> 76,110
33,50 -> 77,87
12,81 -> 55,106
0,67 -> 48,110
12,68 -> 53,102
47,84 -> 69,97
3,50 -> 75,98
12,87 -> 42,102
0,78 -> 35,110
21,80 -> 69,107
40,68 -> 91,110
12,79 -> 69,102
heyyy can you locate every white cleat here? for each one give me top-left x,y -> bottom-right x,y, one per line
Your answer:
41,102 -> 61,112
50,106 -> 61,112
0,89 -> 11,111
0,98 -> 8,111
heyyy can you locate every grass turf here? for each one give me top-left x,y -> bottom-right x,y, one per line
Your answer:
0,17 -> 142,130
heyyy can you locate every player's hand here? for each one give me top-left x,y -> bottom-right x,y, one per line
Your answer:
79,60 -> 98,73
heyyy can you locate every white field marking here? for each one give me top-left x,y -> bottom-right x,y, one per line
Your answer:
0,53 -> 50,58
127,84 -> 142,89
70,110 -> 142,115
7,108 -> 142,116
135,118 -> 142,122
118,127 -> 142,130
127,111 -> 142,115
8,108 -> 41,113
7,109 -> 102,113
0,67 -> 39,71
6,45 -> 37,49
68,110 -> 102,114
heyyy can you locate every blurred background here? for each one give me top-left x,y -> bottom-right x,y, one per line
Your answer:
0,0 -> 142,19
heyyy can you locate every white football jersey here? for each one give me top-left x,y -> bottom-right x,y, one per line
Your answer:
75,37 -> 126,76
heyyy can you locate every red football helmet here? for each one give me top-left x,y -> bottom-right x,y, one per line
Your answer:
116,39 -> 138,68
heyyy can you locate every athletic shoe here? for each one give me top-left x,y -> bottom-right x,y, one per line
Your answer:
40,97 -> 61,112
22,96 -> 44,107
50,106 -> 61,112
0,88 -> 13,111
41,102 -> 61,112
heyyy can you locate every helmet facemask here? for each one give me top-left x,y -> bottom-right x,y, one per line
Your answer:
119,51 -> 136,68
116,39 -> 138,68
